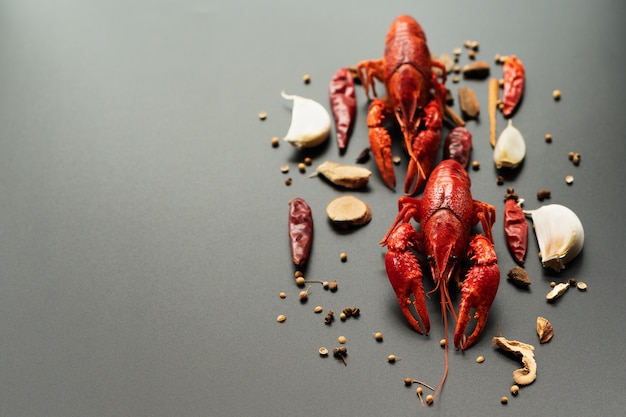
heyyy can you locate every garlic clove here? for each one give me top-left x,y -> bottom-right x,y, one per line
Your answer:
525,204 -> 584,272
281,91 -> 331,149
493,119 -> 526,169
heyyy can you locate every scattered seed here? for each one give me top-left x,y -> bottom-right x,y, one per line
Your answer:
568,278 -> 577,286
426,394 -> 434,405
374,332 -> 383,342
565,175 -> 574,185
511,385 -> 520,396
416,386 -> 423,395
568,151 -> 575,160
336,336 -> 346,345
319,346 -> 328,356
322,281 -> 330,289
468,49 -> 476,60
280,164 -> 289,173
572,153 -> 581,166
279,292 -> 287,299
328,280 -> 338,292
494,53 -> 501,63
439,339 -> 446,347
295,276 -> 306,286
258,111 -> 267,120
453,64 -> 462,74
507,266 -> 531,287
271,136 -> 280,147
452,75 -> 460,83
501,396 -> 508,405
471,160 -> 480,171
303,74 -> 311,84
314,305 -> 323,314
298,162 -> 306,173
545,133 -> 552,143
333,347 -> 348,366
303,157 -> 312,166
476,355 -> 485,363
496,176 -> 504,185
299,285 -> 312,302
577,281 -> 588,291
553,90 -> 561,101
340,252 -> 348,262
453,47 -> 462,57
295,271 -> 304,278
285,178 -> 292,186
537,189 -> 551,201
387,354 -> 397,363
392,155 -> 401,165
339,312 -> 347,321
550,281 -> 556,287
324,310 -> 335,325
277,314 -> 287,323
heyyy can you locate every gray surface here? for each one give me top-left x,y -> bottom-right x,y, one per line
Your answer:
1,1 -> 625,416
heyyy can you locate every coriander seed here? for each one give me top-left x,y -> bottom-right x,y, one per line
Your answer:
276,314 -> 286,323
553,89 -> 561,100
426,394 -> 434,405
501,396 -> 508,404
303,74 -> 311,84
295,276 -> 306,286
340,252 -> 348,262
374,332 -> 383,342
279,292 -> 286,299
476,355 -> 485,363
387,354 -> 397,363
510,385 -> 520,396
338,335 -> 347,344
258,111 -> 267,120
299,285 -> 311,302
314,305 -> 323,314
271,136 -> 280,147
319,346 -> 328,356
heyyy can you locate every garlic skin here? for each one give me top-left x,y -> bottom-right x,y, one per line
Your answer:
281,91 -> 331,149
525,204 -> 584,272
493,119 -> 526,169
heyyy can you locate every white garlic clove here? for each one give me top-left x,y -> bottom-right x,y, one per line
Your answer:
281,91 -> 331,149
493,119 -> 526,169
525,204 -> 584,272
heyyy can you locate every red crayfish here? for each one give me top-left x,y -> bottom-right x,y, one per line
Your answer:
380,159 -> 501,401
355,15 -> 448,195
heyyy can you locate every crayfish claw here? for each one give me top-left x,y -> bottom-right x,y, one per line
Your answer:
453,235 -> 500,350
383,223 -> 430,334
368,99 -> 396,189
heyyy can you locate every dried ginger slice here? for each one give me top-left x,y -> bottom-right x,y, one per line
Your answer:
493,336 -> 537,385
326,196 -> 371,228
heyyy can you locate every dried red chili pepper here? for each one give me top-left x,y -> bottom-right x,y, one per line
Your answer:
443,126 -> 472,169
501,55 -> 525,118
329,68 -> 356,152
503,188 -> 528,264
288,197 -> 314,267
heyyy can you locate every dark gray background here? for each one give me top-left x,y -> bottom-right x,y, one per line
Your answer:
1,1 -> 625,416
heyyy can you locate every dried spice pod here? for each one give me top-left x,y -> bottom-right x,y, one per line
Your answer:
310,161 -> 372,189
536,317 -> 554,343
326,195 -> 372,229
443,126 -> 473,169
507,266 -> 531,287
546,282 -> 569,301
288,198 -> 313,267
493,336 -> 537,385
503,189 -> 528,264
458,86 -> 480,119
501,55 -> 525,117
329,68 -> 357,152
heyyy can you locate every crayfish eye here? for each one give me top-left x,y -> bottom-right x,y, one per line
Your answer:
396,107 -> 403,117
427,255 -> 434,262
